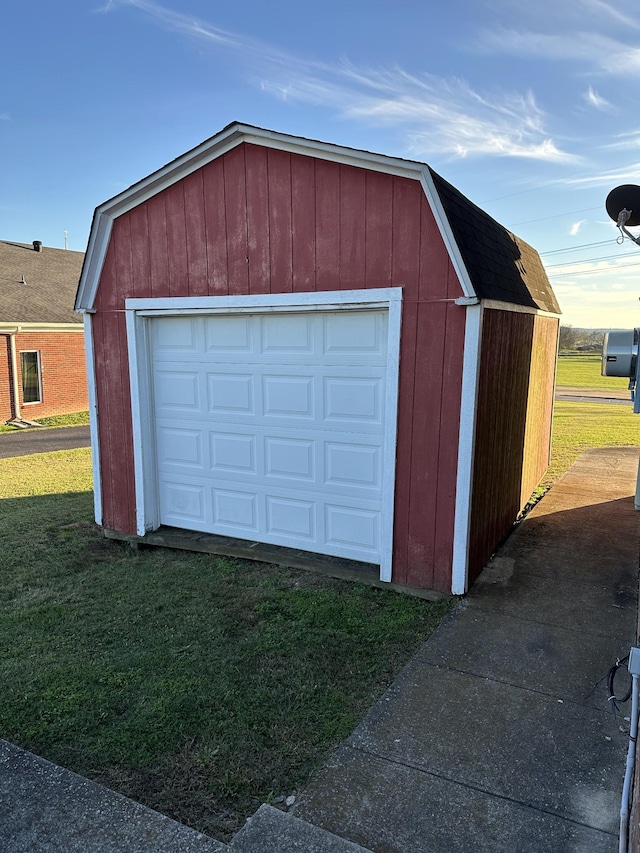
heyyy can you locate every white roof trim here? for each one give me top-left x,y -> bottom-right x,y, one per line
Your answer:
0,323 -> 83,333
480,298 -> 561,319
75,122 -> 460,312
419,170 -> 475,301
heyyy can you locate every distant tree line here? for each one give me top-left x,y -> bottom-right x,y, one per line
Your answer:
558,325 -> 604,352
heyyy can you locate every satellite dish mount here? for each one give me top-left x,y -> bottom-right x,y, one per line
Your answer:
606,184 -> 640,246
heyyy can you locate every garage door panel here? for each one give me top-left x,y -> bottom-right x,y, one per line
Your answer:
262,375 -> 314,418
207,373 -> 255,414
205,314 -> 254,352
260,314 -> 314,354
154,370 -> 201,412
210,432 -> 256,474
266,495 -> 315,540
324,377 -> 383,424
265,436 -> 314,481
152,316 -> 199,352
157,426 -> 204,469
160,478 -> 207,524
326,503 -> 379,551
323,311 -> 386,354
152,310 -> 389,565
325,442 -> 380,489
212,488 -> 259,532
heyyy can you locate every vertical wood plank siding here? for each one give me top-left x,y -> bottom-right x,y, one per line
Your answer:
92,143 -> 466,590
468,309 -> 559,582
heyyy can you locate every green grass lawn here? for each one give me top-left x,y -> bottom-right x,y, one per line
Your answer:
0,411 -> 90,433
0,449 -> 452,840
542,401 -> 640,490
556,351 -> 629,390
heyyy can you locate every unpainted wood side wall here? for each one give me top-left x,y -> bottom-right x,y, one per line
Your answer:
467,309 -> 559,583
91,142 -> 467,592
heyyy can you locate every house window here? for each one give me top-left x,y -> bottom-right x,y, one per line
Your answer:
20,351 -> 42,404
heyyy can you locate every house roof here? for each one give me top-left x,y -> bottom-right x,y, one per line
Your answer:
0,240 -> 84,325
76,122 -> 560,316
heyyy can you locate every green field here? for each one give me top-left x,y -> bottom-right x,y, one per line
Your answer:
556,351 -> 629,390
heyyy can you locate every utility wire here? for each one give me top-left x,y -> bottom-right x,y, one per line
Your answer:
545,252 -> 640,269
549,260 -> 640,278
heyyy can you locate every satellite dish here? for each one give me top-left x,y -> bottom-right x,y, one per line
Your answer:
606,184 -> 640,227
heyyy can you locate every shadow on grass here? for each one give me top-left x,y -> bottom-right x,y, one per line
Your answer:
0,491 -> 454,841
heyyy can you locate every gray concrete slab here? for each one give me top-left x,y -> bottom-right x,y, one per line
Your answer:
340,663 -> 625,832
298,746 -> 619,853
0,740 -> 228,853
417,604 -> 630,708
230,804 -> 372,852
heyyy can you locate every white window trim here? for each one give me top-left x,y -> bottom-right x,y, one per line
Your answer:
20,350 -> 43,405
125,287 -> 403,583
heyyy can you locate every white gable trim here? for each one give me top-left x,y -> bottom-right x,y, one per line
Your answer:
419,170 -> 475,301
75,123 -> 450,312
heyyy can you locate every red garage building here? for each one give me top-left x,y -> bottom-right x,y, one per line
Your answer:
75,123 -> 560,595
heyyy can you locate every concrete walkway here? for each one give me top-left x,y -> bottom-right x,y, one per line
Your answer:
294,447 -> 640,852
0,447 -> 638,851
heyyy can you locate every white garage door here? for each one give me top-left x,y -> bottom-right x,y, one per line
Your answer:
150,309 -> 389,565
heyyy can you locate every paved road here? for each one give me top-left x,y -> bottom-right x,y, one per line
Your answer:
555,386 -> 632,406
0,425 -> 91,459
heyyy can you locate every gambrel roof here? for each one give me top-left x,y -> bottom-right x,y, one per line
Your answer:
76,122 -> 560,316
1,240 -> 84,325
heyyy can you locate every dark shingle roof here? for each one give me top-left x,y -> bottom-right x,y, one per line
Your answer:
429,168 -> 561,314
0,240 -> 84,324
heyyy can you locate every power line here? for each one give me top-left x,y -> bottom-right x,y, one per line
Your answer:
545,252 -> 640,269
548,259 -> 640,278
509,206 -> 602,227
540,239 -> 616,257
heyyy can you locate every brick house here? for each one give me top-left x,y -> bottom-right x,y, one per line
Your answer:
0,240 -> 88,424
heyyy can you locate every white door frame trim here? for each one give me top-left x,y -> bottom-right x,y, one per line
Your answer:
125,287 -> 403,582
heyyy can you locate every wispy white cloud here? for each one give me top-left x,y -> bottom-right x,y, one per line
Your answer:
603,131 -> 640,150
105,0 -> 575,163
570,220 -> 586,235
477,27 -> 640,76
556,161 -> 640,186
585,86 -> 613,109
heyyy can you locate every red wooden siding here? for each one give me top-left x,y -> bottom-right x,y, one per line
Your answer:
467,309 -> 559,583
0,331 -> 88,422
92,143 -> 466,590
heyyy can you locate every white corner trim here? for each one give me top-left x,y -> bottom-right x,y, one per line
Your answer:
380,293 -> 402,582
125,287 -> 403,580
420,169 -> 476,301
83,313 -> 102,527
451,303 -> 483,595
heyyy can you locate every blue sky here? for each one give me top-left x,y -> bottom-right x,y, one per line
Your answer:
4,0 -> 640,327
